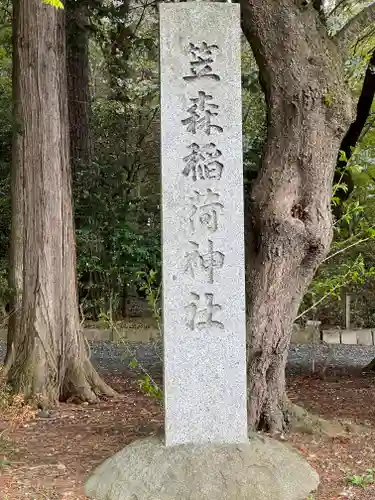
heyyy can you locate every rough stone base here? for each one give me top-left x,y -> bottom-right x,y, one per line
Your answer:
85,434 -> 319,500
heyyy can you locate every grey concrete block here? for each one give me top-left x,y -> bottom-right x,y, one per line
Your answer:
341,330 -> 358,345
356,329 -> 373,346
323,330 -> 340,344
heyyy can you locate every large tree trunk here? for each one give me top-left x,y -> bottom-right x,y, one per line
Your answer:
240,0 -> 352,432
8,0 -> 115,405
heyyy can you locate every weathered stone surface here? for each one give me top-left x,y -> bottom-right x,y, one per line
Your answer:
356,329 -> 373,346
306,320 -> 321,327
84,435 -> 319,500
291,327 -> 320,344
341,330 -> 358,345
160,3 -> 246,446
323,330 -> 341,344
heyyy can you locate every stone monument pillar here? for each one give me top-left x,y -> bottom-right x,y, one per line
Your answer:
159,1 -> 247,447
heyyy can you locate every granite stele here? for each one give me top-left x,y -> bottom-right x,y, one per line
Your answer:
84,4 -> 319,499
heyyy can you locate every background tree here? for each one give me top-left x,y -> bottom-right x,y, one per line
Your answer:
240,0 -> 375,431
0,0 -> 15,370
333,47 -> 375,218
7,0 -> 115,404
66,0 -> 93,173
74,0 -> 160,319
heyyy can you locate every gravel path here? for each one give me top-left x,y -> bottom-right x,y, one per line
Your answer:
1,340 -> 375,375
287,343 -> 375,374
91,341 -> 375,376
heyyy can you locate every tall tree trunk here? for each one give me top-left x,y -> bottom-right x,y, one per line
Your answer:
240,0 -> 352,432
8,0 -> 115,405
66,0 -> 92,174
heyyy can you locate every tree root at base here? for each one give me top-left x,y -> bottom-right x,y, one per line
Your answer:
284,401 -> 367,436
362,357 -> 375,372
62,359 -> 118,404
4,348 -> 118,407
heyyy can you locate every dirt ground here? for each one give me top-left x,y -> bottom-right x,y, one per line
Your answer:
1,368 -> 375,499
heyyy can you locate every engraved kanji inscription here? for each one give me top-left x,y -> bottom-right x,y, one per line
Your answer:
184,239 -> 225,284
186,292 -> 224,330
189,188 -> 224,233
181,91 -> 223,135
182,143 -> 223,181
183,42 -> 220,82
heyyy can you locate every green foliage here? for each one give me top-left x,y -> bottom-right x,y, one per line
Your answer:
323,92 -> 334,106
128,358 -> 137,369
303,254 -> 375,309
136,269 -> 161,326
96,269 -> 163,403
130,269 -> 163,401
300,195 -> 375,323
301,36 -> 375,325
0,7 -> 12,311
42,0 -> 64,8
347,469 -> 375,487
97,307 -> 163,402
127,358 -> 162,402
137,374 -> 162,401
74,4 -> 161,319
76,217 -> 160,319
0,458 -> 11,468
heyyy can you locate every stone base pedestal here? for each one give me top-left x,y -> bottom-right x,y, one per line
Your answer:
85,434 -> 319,500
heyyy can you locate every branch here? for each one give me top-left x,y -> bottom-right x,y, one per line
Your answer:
296,280 -> 347,320
322,235 -> 371,264
327,0 -> 350,19
332,48 -> 375,219
334,2 -> 375,54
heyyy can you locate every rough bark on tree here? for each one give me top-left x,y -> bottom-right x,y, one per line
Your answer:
240,0 -> 354,432
8,0 -> 116,405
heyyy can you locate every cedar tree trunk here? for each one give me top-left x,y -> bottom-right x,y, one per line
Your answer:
8,0 -> 115,405
241,0 -> 353,432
